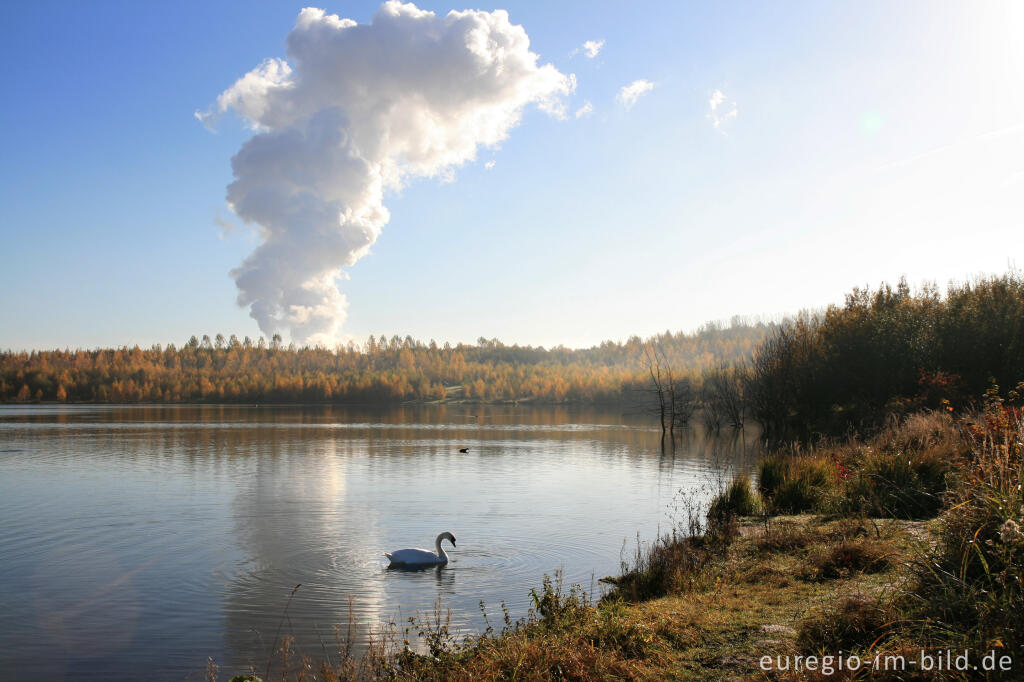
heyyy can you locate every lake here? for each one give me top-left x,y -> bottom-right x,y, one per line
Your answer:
0,404 -> 762,680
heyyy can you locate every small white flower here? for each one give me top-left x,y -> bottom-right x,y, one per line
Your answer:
999,519 -> 1023,544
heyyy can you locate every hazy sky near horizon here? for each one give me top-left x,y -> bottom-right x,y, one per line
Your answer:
2,1 -> 1023,350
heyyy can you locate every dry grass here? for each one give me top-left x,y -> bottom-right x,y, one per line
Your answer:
204,514 -> 917,681
900,394 -> 1024,664
757,452 -> 840,514
797,595 -> 897,653
707,475 -> 763,522
806,538 -> 893,580
602,530 -> 734,603
882,410 -> 960,454
753,518 -> 826,554
756,410 -> 964,520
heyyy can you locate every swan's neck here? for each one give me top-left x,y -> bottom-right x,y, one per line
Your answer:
435,536 -> 449,562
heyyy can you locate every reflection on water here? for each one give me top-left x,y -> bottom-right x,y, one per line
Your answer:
0,405 -> 761,680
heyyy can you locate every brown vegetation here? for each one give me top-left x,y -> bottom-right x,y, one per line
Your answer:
747,272 -> 1024,438
0,324 -> 766,405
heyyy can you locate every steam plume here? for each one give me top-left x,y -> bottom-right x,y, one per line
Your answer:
201,2 -> 571,345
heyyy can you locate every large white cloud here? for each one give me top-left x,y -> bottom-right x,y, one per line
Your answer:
200,2 -> 571,346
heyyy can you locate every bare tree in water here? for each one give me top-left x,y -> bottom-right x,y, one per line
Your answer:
641,342 -> 699,443
642,342 -> 671,439
701,362 -> 748,431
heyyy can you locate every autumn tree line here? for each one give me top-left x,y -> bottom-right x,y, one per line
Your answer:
6,272 -> 1020,426
0,322 -> 767,405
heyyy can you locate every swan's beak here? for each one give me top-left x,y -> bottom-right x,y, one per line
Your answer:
452,538 -> 457,547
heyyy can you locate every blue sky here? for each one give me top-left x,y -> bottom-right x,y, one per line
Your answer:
2,1 -> 1022,350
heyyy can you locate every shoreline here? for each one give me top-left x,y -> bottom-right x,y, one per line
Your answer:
204,405 -> 1022,680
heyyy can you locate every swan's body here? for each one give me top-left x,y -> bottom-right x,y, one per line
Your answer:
385,532 -> 456,567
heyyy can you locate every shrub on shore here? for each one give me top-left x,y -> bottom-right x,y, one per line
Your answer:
747,272 -> 1024,438
707,475 -> 763,522
839,411 -> 961,519
756,411 -> 961,519
807,538 -> 892,580
798,595 -> 895,652
905,390 -> 1024,660
603,529 -> 731,603
757,453 -> 838,514
841,446 -> 952,519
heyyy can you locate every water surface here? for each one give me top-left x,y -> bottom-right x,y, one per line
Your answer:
0,404 -> 761,680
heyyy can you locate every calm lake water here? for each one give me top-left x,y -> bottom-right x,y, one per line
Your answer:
0,404 -> 762,680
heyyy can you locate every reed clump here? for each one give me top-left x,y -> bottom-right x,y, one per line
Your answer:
757,451 -> 839,514
798,595 -> 896,652
901,387 -> 1024,662
707,474 -> 763,522
755,411 -> 962,519
807,538 -> 893,580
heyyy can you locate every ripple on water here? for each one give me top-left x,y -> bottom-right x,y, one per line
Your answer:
0,405 -> 762,680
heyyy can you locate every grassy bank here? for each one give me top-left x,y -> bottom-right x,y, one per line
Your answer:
208,516 -> 926,681
208,398 -> 1023,681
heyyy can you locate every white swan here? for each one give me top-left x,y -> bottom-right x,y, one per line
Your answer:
385,532 -> 456,567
